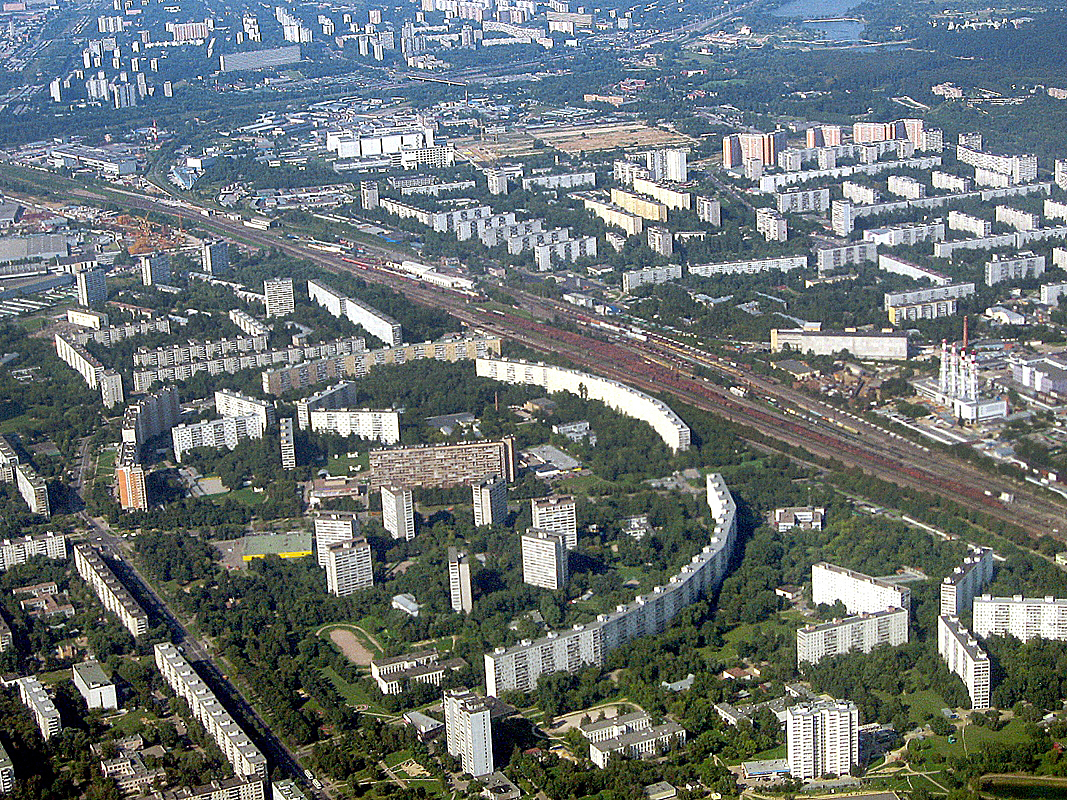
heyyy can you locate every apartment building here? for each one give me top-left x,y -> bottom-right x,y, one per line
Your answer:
134,337 -> 366,392
54,333 -> 124,408
307,408 -> 400,443
263,277 -> 295,317
261,334 -> 502,396
314,512 -> 361,567
121,386 -> 181,450
171,415 -> 266,462
215,391 -> 275,430
382,485 -> 415,540
0,740 -> 11,793
521,529 -> 568,590
279,417 -> 296,469
973,594 -> 1067,641
325,538 -> 374,596
623,263 -> 678,294
777,187 -> 831,214
444,688 -> 494,777
985,252 -> 1046,286
17,676 -> 61,739
582,195 -> 644,236
307,278 -> 402,346
941,546 -> 995,616
368,438 -> 516,490
115,441 -> 148,511
796,608 -> 909,666
484,474 -> 737,695
531,495 -> 578,550
472,475 -> 507,528
477,359 -> 690,453
689,256 -> 808,276
786,700 -> 859,781
73,544 -> 149,637
449,547 -> 473,613
937,615 -> 991,709
811,562 -> 911,614
133,335 -> 270,368
0,531 -> 66,572
154,643 -> 268,780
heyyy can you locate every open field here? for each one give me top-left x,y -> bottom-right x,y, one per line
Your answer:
329,628 -> 376,666
531,121 -> 694,153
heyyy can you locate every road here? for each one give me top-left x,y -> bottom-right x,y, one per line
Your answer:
79,513 -> 328,799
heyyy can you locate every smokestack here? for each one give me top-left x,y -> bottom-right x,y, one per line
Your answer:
963,316 -> 969,350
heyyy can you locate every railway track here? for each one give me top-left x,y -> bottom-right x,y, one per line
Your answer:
52,185 -> 1067,540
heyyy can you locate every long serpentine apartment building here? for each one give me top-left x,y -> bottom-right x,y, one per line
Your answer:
484,474 -> 737,696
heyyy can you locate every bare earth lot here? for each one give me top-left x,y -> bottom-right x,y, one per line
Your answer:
329,628 -> 375,666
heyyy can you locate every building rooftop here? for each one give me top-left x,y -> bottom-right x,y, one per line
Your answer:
73,660 -> 112,689
241,533 -> 313,559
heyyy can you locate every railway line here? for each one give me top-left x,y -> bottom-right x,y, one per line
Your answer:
59,184 -> 1067,539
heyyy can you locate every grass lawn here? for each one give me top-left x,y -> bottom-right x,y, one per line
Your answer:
320,666 -> 389,715
328,451 -> 369,476
928,718 -> 1034,760
899,689 -> 950,723
558,473 -> 618,495
383,749 -> 413,768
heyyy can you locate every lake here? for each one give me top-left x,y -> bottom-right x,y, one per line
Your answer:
771,0 -> 866,41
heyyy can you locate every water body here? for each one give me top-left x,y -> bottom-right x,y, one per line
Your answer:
771,0 -> 866,41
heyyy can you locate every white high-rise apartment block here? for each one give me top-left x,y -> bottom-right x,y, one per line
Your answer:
796,607 -> 909,666
264,277 -> 295,317
449,547 -> 473,613
811,562 -> 911,614
0,741 -> 11,794
937,615 -> 991,709
279,417 -> 296,469
973,594 -> 1067,641
530,495 -> 577,550
521,529 -> 568,590
325,538 -> 373,596
444,688 -> 494,777
0,531 -> 66,572
307,408 -> 400,443
472,475 -> 507,527
785,700 -> 859,782
17,676 -> 62,739
314,511 -> 360,567
382,485 -> 415,540
171,415 -> 266,462
77,267 -> 107,307
215,390 -> 275,430
154,643 -> 267,780
940,546 -> 995,616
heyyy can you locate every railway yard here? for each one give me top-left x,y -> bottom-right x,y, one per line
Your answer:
76,183 -> 1067,543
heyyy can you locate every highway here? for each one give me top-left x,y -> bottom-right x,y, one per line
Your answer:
37,180 -> 1067,539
